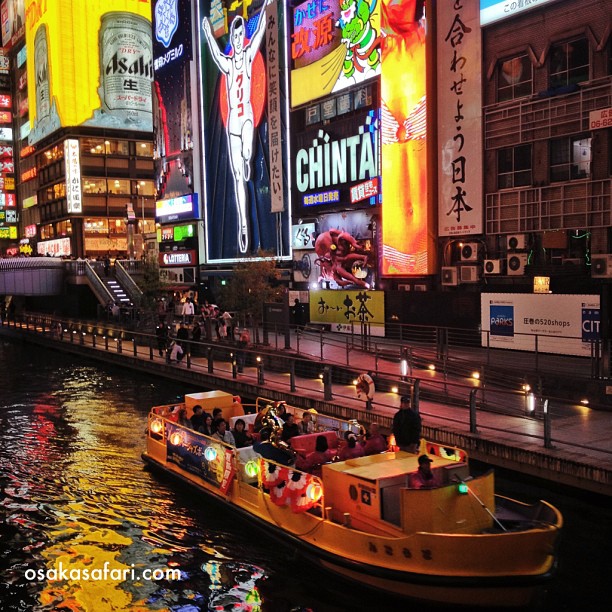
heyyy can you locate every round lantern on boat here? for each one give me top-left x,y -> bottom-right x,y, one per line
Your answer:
150,419 -> 163,434
245,460 -> 259,478
169,431 -> 183,446
306,482 -> 323,502
204,445 -> 218,461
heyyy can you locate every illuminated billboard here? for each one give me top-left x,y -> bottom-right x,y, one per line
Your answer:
198,0 -> 290,263
292,106 -> 380,216
25,0 -> 153,146
1,0 -> 25,50
480,0 -> 561,26
290,0 -> 381,107
380,0 -> 433,276
309,289 -> 385,336
437,0 -> 483,237
155,193 -> 197,223
152,0 -> 195,200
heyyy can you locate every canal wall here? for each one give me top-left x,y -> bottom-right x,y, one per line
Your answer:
2,323 -> 611,497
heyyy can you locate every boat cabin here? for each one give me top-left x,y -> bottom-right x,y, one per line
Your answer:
322,452 -> 495,535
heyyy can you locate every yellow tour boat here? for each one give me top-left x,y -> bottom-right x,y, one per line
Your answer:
142,391 -> 562,608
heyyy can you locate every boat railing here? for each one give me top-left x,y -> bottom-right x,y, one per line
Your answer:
147,409 -> 326,513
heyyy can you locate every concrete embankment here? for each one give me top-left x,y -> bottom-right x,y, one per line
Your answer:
2,323 -> 611,497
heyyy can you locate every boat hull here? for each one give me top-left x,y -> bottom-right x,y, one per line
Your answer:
142,451 -> 556,608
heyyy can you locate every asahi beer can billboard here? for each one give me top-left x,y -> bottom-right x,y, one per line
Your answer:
25,0 -> 153,146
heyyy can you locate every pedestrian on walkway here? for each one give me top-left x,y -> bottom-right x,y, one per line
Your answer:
392,395 -> 421,453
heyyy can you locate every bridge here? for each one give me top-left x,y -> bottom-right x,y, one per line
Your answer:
0,257 -> 143,307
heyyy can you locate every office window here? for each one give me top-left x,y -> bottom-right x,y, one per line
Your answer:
550,136 -> 591,182
108,179 -> 130,195
497,145 -> 532,189
82,178 -> 107,194
498,54 -> 532,102
549,38 -> 589,88
136,141 -> 154,157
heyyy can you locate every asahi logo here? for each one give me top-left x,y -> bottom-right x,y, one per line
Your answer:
105,53 -> 153,78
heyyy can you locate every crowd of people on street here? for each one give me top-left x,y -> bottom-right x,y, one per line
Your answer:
153,294 -> 249,364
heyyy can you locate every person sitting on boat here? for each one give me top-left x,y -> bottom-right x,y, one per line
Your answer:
281,414 -> 300,443
408,455 -> 440,489
213,419 -> 236,446
232,418 -> 253,448
296,435 -> 336,475
253,428 -> 295,466
274,401 -> 288,422
298,410 -> 315,435
363,423 -> 388,455
212,408 -> 223,424
198,413 -> 214,437
190,405 -> 205,431
338,432 -> 365,461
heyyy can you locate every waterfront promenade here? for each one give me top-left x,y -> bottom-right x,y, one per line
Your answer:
1,315 -> 611,496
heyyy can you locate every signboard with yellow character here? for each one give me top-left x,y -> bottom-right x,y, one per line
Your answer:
309,289 -> 385,336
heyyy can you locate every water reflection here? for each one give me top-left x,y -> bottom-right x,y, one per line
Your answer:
0,347 -> 275,612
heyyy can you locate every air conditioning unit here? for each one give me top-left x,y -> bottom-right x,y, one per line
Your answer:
460,265 -> 480,283
507,253 -> 528,275
460,242 -> 479,261
483,259 -> 502,275
507,234 -> 527,250
591,254 -> 612,278
441,266 -> 458,286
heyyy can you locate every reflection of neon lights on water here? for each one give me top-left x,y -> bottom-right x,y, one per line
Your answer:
204,560 -> 265,611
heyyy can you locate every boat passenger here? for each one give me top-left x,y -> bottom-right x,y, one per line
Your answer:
190,405 -> 205,431
213,419 -> 236,446
274,401 -> 288,422
338,433 -> 365,461
298,411 -> 315,435
363,423 -> 388,455
212,407 -> 223,423
198,413 -> 214,437
176,406 -> 190,428
281,414 -> 300,442
253,429 -> 295,466
408,455 -> 440,489
296,435 -> 336,475
232,418 -> 253,448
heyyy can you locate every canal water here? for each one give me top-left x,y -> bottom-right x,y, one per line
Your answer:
0,342 -> 608,612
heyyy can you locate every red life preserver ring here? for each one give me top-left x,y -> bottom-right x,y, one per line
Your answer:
356,373 -> 375,400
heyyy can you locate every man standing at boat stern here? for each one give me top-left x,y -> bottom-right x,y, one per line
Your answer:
393,395 -> 421,453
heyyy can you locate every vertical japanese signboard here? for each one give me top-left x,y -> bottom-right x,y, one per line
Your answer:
64,139 -> 82,213
266,1 -> 284,213
437,0 -> 483,237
